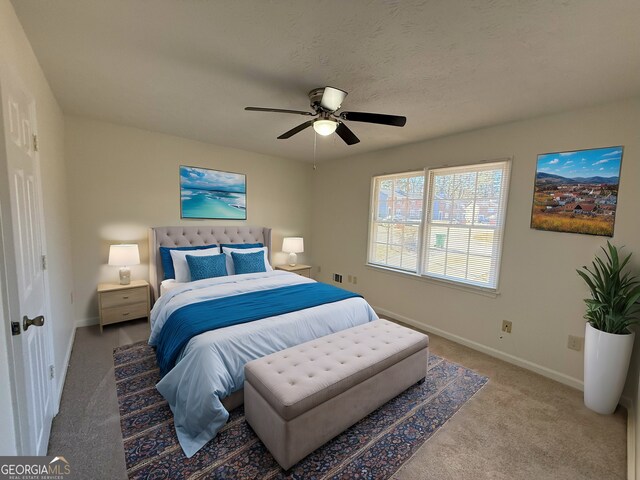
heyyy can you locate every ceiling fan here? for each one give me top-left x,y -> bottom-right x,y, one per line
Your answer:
244,86 -> 406,145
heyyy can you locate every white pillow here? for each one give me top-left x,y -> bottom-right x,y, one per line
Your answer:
170,247 -> 221,283
160,279 -> 182,296
221,246 -> 272,275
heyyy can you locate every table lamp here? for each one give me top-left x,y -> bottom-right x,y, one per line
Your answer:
282,237 -> 304,266
108,244 -> 140,285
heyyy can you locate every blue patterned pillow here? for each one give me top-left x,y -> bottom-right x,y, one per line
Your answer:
186,254 -> 227,281
220,243 -> 263,249
231,251 -> 267,275
160,245 -> 218,279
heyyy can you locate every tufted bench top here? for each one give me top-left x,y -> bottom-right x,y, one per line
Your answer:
244,319 -> 429,421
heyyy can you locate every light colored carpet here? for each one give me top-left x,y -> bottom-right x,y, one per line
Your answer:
49,318 -> 626,479
392,320 -> 627,480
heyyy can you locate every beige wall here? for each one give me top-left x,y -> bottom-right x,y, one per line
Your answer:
311,98 -> 640,389
0,0 -> 75,452
64,116 -> 313,324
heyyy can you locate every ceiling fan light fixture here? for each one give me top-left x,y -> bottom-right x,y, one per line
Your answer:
313,119 -> 338,136
245,86 -> 405,145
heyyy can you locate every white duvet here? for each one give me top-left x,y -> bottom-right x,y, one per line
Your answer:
149,270 -> 378,457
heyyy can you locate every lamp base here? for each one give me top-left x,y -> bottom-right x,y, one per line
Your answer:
119,266 -> 131,285
288,252 -> 297,267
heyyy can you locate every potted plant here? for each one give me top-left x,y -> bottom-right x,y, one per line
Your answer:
577,241 -> 640,414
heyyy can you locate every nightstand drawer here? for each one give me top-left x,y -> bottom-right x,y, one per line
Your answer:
100,287 -> 147,308
101,302 -> 148,325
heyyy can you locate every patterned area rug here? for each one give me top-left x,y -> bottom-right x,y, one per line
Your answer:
114,341 -> 488,480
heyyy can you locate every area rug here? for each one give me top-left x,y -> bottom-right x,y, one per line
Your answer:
114,341 -> 488,480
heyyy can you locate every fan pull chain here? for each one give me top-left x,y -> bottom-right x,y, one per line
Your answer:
313,131 -> 317,171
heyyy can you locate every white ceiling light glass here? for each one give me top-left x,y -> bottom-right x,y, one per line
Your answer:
313,119 -> 338,136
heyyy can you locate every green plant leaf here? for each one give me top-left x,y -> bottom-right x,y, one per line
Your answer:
577,243 -> 640,334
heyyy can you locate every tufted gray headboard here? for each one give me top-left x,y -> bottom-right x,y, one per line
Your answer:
148,226 -> 272,301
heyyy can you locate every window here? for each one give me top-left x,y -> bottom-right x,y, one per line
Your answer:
367,160 -> 511,292
368,171 -> 425,272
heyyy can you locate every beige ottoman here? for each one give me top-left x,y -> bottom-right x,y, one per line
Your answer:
244,319 -> 429,470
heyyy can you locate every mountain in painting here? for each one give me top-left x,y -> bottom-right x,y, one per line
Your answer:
535,172 -> 619,185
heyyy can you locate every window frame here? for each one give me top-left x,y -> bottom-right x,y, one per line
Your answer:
366,159 -> 511,295
367,170 -> 426,273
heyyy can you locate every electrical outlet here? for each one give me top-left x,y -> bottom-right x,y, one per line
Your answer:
348,275 -> 353,283
353,276 -> 358,285
317,266 -> 321,273
568,335 -> 584,352
501,320 -> 512,334
333,273 -> 343,283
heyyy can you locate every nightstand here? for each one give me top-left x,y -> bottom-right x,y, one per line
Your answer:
97,280 -> 150,333
275,264 -> 312,278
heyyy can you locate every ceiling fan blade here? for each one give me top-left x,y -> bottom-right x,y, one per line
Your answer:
320,86 -> 348,111
339,111 -> 406,127
277,120 -> 315,139
335,122 -> 360,145
245,107 -> 314,116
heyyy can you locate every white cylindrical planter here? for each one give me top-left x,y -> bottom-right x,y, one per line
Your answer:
584,322 -> 635,414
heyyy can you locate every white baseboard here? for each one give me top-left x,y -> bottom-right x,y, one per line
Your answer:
54,324 -> 76,416
75,316 -> 98,327
373,306 -> 584,391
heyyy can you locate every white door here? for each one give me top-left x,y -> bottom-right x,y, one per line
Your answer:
0,69 -> 54,455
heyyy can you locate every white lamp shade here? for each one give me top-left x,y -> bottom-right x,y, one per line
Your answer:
313,119 -> 338,136
282,237 -> 304,253
108,244 -> 140,266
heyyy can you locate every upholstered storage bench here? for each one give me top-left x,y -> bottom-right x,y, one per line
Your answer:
244,319 -> 429,470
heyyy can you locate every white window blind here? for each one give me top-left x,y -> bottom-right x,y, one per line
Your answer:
368,171 -> 425,272
421,161 -> 510,290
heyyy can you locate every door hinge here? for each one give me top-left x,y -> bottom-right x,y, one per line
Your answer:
49,365 -> 55,380
41,255 -> 47,270
32,134 -> 39,152
11,321 -> 21,336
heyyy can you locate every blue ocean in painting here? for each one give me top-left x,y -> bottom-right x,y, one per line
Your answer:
181,189 -> 246,219
180,166 -> 246,219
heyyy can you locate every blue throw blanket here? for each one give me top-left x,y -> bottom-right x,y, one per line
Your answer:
155,282 -> 362,376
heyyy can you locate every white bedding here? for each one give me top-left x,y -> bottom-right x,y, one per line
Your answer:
159,279 -> 182,296
149,270 -> 378,457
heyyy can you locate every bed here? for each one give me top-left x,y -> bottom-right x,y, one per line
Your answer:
147,226 -> 378,457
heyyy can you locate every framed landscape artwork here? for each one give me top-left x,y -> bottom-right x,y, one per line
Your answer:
530,146 -> 623,237
180,165 -> 247,220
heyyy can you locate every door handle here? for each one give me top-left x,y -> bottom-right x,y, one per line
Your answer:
23,315 -> 45,331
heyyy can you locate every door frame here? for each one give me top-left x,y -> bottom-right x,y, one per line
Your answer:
0,204 -> 19,455
0,64 -> 56,455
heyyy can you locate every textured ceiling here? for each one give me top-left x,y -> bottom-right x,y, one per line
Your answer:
11,0 -> 640,162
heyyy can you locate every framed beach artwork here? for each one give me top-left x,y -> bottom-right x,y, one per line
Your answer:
530,146 -> 623,237
180,165 -> 247,220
